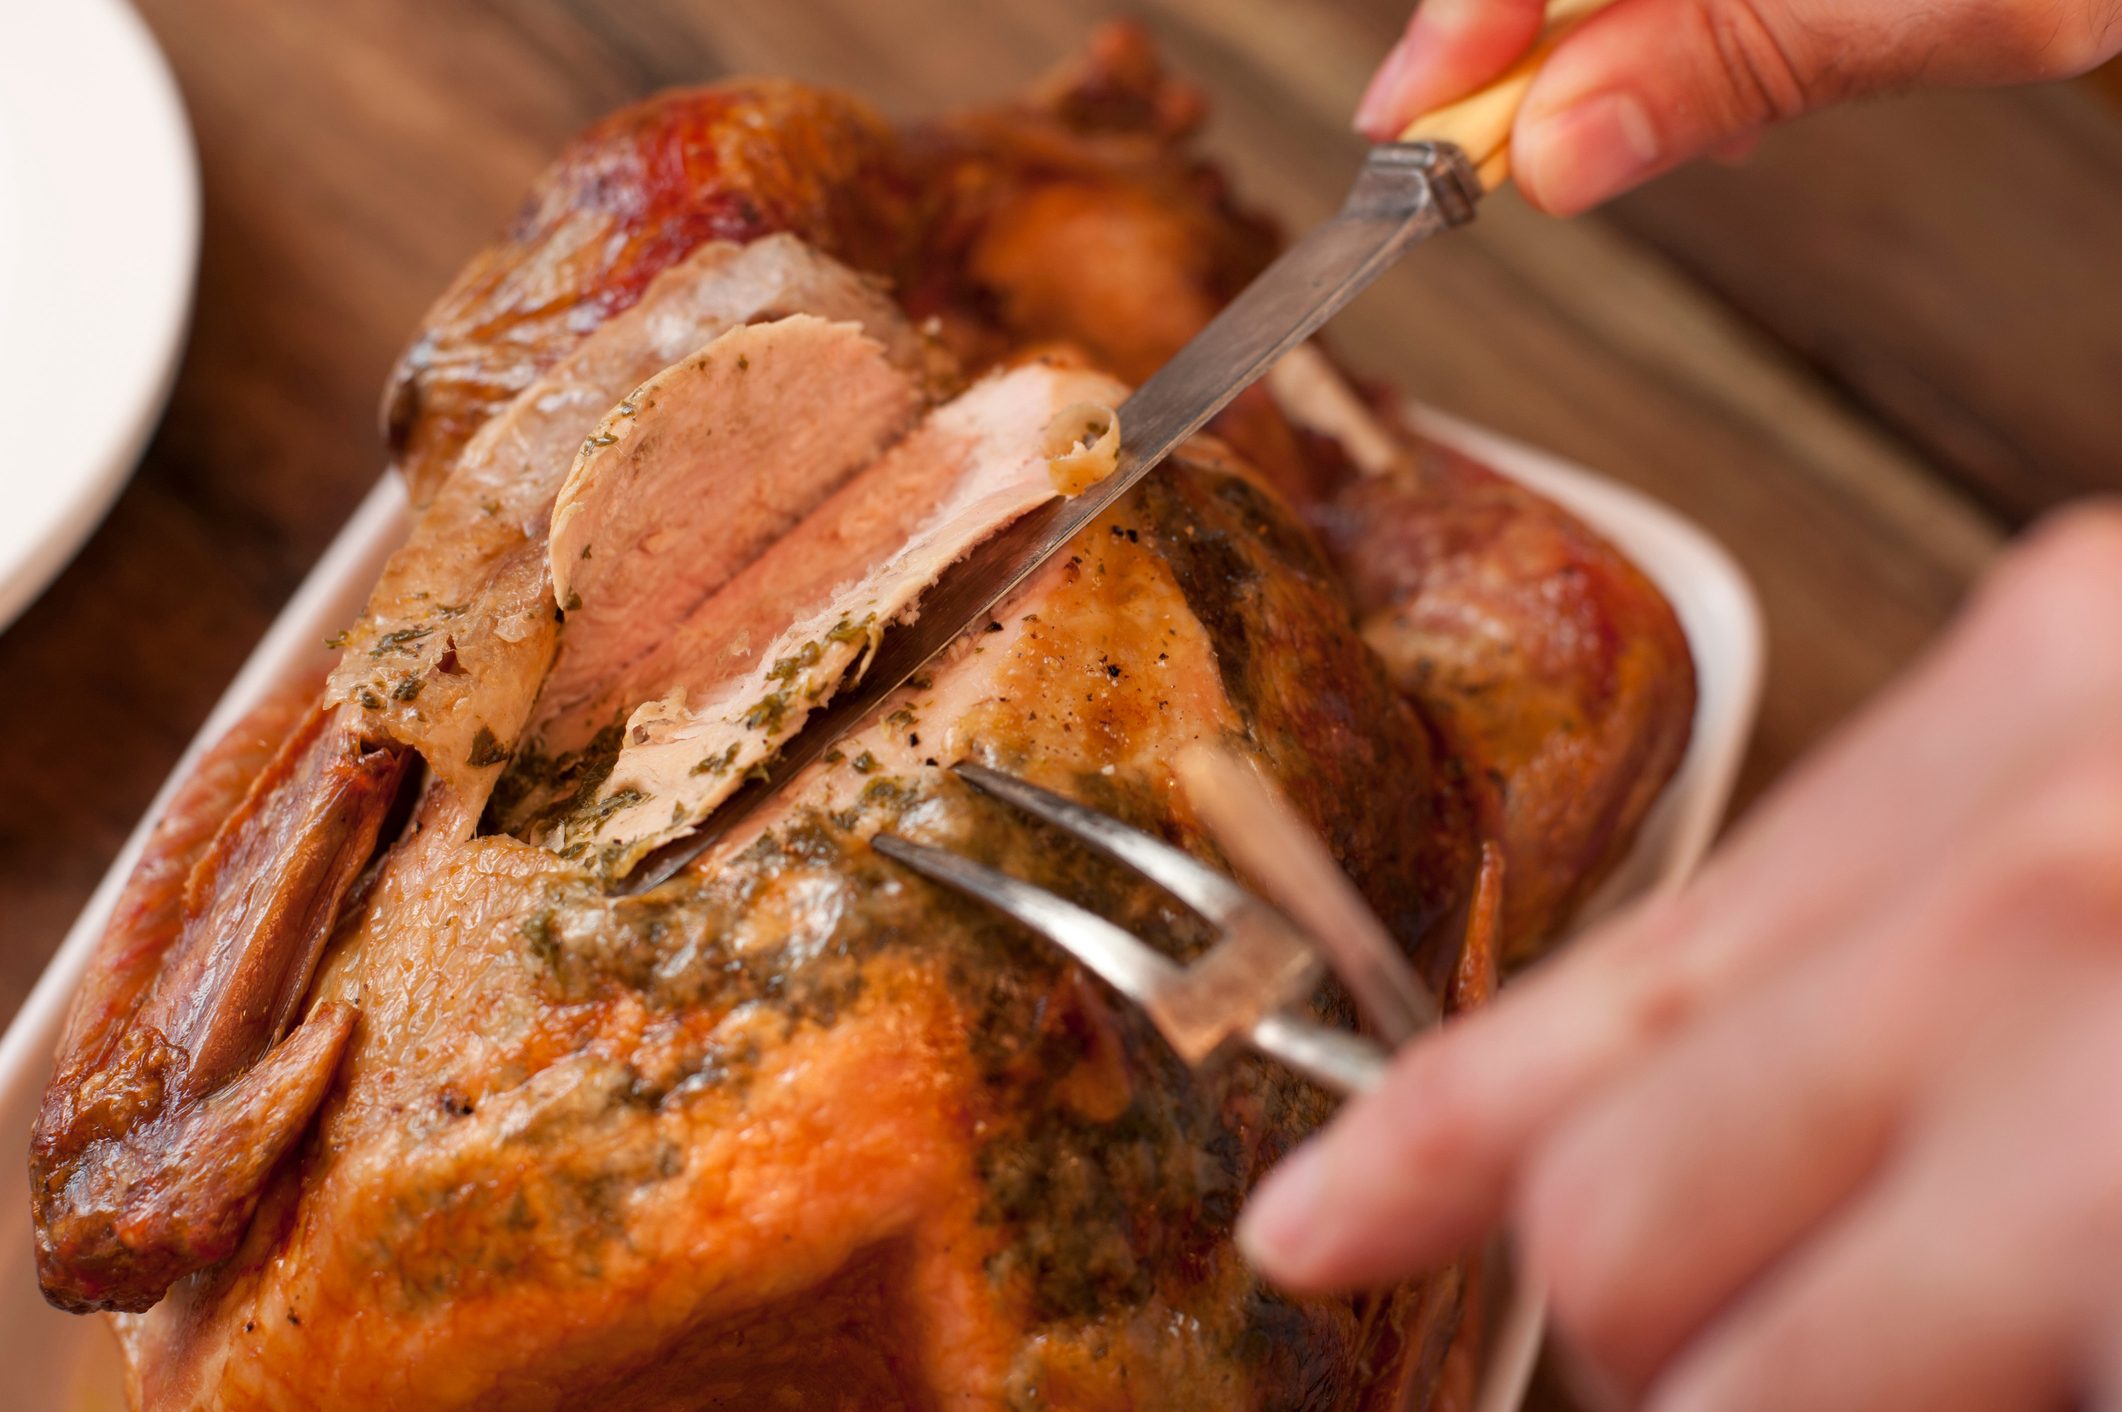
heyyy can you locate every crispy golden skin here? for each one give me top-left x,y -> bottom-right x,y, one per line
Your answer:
117,454 -> 1483,1410
32,686 -> 405,1314
1319,436 -> 1697,958
383,80 -> 920,509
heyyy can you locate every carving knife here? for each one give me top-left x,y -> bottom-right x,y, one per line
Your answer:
624,0 -> 1608,894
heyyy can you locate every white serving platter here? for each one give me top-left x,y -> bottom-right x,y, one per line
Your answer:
0,0 -> 199,636
0,418 -> 1762,1411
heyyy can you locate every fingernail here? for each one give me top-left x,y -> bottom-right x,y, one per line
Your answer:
1237,1140 -> 1334,1279
1353,36 -> 1417,139
1518,92 -> 1662,215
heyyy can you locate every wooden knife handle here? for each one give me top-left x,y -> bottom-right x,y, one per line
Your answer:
1395,0 -> 1620,191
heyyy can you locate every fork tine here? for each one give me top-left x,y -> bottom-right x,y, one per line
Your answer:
870,834 -> 1178,1011
1175,746 -> 1439,1043
953,763 -> 1254,923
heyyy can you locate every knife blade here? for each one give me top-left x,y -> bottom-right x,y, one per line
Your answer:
620,140 -> 1481,895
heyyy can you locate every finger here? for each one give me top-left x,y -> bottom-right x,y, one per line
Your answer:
1355,0 -> 1548,140
1519,912 -> 1929,1394
1688,505 -> 2122,969
1648,1172 -> 2073,1412
1240,507 -> 2122,1289
1239,892 -> 1690,1288
1513,0 -> 2122,213
1517,734 -> 2122,1393
1648,968 -> 2122,1412
1706,129 -> 1762,165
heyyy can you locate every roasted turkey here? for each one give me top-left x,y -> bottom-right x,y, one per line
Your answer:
30,27 -> 1695,1411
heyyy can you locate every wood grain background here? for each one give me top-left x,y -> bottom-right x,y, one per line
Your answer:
3,4 -> 2119,1400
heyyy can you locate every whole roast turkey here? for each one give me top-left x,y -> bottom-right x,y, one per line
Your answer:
29,27 -> 1695,1411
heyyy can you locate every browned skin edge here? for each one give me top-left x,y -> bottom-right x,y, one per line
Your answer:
382,80 -> 920,509
1426,843 -> 1508,1412
1319,436 -> 1698,961
38,678 -> 322,1111
32,694 -> 407,1312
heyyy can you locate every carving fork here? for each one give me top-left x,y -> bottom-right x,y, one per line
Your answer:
872,750 -> 1434,1092
873,751 -> 1542,1412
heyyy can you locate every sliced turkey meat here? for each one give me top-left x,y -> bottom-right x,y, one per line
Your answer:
513,359 -> 1126,878
540,314 -> 925,734
30,237 -> 931,1315
328,235 -> 929,815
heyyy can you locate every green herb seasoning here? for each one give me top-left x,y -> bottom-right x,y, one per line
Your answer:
521,908 -> 560,968
369,624 -> 435,658
689,743 -> 740,777
826,614 -> 876,645
587,788 -> 645,830
743,691 -> 790,733
767,640 -> 823,683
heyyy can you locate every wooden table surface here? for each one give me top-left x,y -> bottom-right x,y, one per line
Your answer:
6,1 -> 2120,1402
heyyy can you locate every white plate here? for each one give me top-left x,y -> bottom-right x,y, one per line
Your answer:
0,424 -> 1762,1410
0,0 -> 198,635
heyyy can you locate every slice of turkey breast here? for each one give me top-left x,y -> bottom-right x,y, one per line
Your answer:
537,314 -> 926,740
328,235 -> 930,818
510,357 -> 1125,878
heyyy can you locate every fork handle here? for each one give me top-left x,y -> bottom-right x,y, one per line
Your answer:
1251,1012 -> 1390,1095
1394,0 -> 1620,191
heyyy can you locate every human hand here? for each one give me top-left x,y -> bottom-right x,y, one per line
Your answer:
1356,0 -> 2122,214
1239,503 -> 2122,1410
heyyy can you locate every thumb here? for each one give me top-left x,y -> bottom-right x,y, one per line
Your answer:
1357,0 -> 1552,140
1512,0 -> 2122,214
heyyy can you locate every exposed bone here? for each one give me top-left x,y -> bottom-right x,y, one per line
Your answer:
1265,343 -> 1410,478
